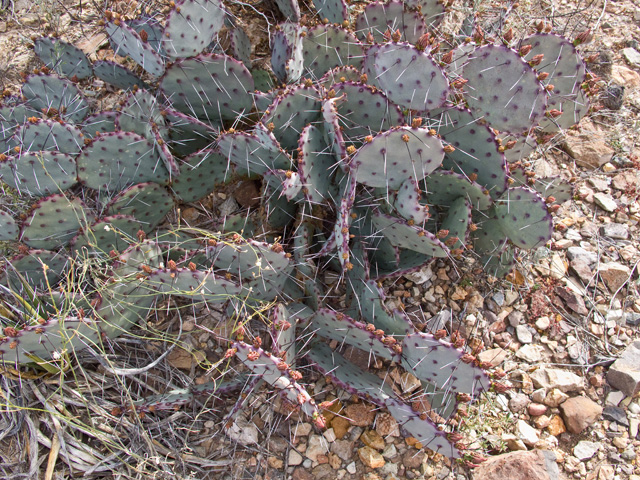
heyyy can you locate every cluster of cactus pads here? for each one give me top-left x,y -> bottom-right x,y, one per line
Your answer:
0,0 -> 591,463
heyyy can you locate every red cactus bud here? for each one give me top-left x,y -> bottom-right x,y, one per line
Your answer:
224,348 -> 237,358
519,44 -> 532,56
416,33 -> 430,51
436,229 -> 449,238
441,50 -> 454,64
247,350 -> 260,361
391,29 -> 402,42
546,109 -> 562,118
492,382 -> 510,393
529,53 -> 544,66
411,117 -> 423,128
574,28 -> 592,45
434,329 -> 447,339
503,27 -> 514,42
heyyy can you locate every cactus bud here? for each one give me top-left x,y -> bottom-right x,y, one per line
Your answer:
503,27 -> 513,42
546,109 -> 562,118
519,44 -> 532,56
436,229 -> 449,238
535,20 -> 545,32
528,53 -> 544,66
391,29 -> 402,42
411,117 -> 423,128
443,145 -> 455,153
416,33 -> 430,51
537,71 -> 549,81
441,50 -> 454,64
574,28 -> 592,45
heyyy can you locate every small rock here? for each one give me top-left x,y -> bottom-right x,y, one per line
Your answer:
567,246 -> 598,265
323,428 -> 337,443
528,403 -> 547,416
233,180 -> 261,208
607,340 -> 640,397
612,65 -> 640,88
555,286 -> 588,315
559,396 -> 603,434
546,415 -> 567,436
593,192 -> 618,212
612,171 -> 639,191
294,423 -> 313,437
509,393 -> 530,413
292,467 -> 314,480
345,403 -> 375,427
597,465 -> 615,480
543,388 -> 569,407
601,85 -> 625,110
477,347 -> 509,367
565,127 -> 614,169
602,405 -> 629,427
289,450 -> 304,466
502,433 -> 527,451
573,440 -> 599,460
226,417 -> 259,446
361,430 -> 385,451
533,415 -> 551,429
515,344 -> 546,363
381,443 -> 397,459
571,259 -> 593,283
516,325 -> 533,344
402,449 -> 426,470
622,47 -> 640,68
403,265 -> 433,285
601,223 -> 629,240
331,415 -> 350,439
346,462 -> 357,474
529,368 -> 583,392
472,450 -> 561,480
606,390 -> 625,406
306,435 -> 330,462
516,420 -> 539,447
375,413 -> 400,437
358,446 -> 385,469
399,372 -> 421,394
330,439 -> 355,462
535,316 -> 551,331
598,262 -> 631,292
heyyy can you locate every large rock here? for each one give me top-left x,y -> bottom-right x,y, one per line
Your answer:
564,123 -> 614,169
530,368 -> 583,392
472,450 -> 565,480
559,396 -> 602,434
607,340 -> 640,397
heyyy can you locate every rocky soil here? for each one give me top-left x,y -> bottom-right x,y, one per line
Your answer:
0,0 -> 640,479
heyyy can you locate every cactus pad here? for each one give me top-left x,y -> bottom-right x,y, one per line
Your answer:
34,37 -> 92,80
461,45 -> 547,134
21,194 -> 94,249
77,132 -> 170,191
351,127 -> 444,189
160,53 -> 254,124
371,210 -> 449,257
424,170 -> 493,210
372,42 -> 450,112
106,20 -> 165,77
105,182 -> 174,232
301,25 -> 364,80
172,149 -> 230,203
0,151 -> 77,197
355,1 -> 426,44
4,249 -> 69,289
162,0 -> 226,59
92,60 -> 146,91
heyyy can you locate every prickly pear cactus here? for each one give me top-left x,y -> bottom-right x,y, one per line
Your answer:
0,0 -> 593,463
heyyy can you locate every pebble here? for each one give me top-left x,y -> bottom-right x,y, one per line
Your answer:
528,403 -> 547,416
289,450 -> 304,466
622,47 -> 640,67
593,192 -> 618,212
602,405 -> 629,427
567,246 -> 598,265
306,435 -> 329,462
607,340 -> 640,397
516,420 -> 539,446
515,344 -> 546,363
601,223 -> 629,239
535,316 -> 551,331
358,446 -> 385,469
573,440 -> 599,460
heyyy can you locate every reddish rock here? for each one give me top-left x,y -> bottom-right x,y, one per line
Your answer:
528,403 -> 548,416
472,450 -> 565,480
233,180 -> 261,208
559,396 -> 603,434
344,403 -> 375,427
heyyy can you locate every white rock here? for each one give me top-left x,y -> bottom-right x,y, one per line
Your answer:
403,265 -> 433,285
305,434 -> 329,462
516,325 -> 533,344
529,368 -> 583,392
515,344 -> 546,363
288,449 -> 304,466
226,417 -> 259,446
593,192 -> 618,212
573,440 -> 599,460
516,420 -> 539,446
323,428 -> 337,443
346,462 -> 357,474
